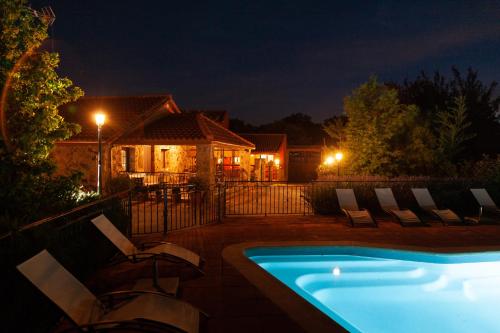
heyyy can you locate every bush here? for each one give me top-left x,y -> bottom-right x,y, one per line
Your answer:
106,175 -> 133,194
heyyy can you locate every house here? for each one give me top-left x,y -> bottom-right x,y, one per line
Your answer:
239,134 -> 287,181
287,145 -> 324,182
52,95 -> 255,190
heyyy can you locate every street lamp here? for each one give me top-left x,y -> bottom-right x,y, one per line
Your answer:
95,112 -> 105,195
335,151 -> 343,176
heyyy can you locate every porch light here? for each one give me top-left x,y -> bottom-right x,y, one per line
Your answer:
324,156 -> 334,165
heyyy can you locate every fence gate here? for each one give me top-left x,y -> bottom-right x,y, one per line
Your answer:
129,184 -> 223,235
224,182 -> 314,216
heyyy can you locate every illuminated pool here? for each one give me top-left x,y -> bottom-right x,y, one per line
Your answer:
246,246 -> 500,333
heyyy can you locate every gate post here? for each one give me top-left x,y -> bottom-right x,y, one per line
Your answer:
163,187 -> 168,235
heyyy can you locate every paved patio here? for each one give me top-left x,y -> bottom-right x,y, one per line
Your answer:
87,215 -> 500,333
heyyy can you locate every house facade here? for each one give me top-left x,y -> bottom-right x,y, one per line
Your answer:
52,95 -> 254,191
239,134 -> 287,181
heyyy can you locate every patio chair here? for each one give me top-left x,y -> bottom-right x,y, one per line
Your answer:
374,188 -> 424,226
411,188 -> 463,225
91,214 -> 204,275
335,189 -> 377,227
468,188 -> 500,223
17,250 -> 203,333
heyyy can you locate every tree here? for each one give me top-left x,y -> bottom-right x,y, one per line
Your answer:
0,0 -> 83,227
323,115 -> 347,147
343,77 -> 434,176
395,67 -> 500,159
433,96 -> 476,175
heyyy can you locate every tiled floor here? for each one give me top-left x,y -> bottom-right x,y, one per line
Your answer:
88,215 -> 500,333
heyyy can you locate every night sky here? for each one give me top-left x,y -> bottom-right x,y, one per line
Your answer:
32,1 -> 500,124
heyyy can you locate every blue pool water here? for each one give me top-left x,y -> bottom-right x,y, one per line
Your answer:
247,246 -> 500,333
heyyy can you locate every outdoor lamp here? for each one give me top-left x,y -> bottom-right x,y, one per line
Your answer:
335,152 -> 343,161
95,112 -> 105,195
324,156 -> 334,165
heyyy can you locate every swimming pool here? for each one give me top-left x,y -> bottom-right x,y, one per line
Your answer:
246,246 -> 500,333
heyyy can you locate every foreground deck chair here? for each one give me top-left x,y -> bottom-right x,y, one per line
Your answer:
469,188 -> 500,223
375,188 -> 424,226
336,189 -> 377,227
91,215 -> 204,276
411,188 -> 463,225
17,250 -> 202,333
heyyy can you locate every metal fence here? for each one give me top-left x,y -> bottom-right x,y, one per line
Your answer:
129,184 -> 223,235
223,181 -> 314,216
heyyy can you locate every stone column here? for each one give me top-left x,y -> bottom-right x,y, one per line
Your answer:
196,144 -> 215,185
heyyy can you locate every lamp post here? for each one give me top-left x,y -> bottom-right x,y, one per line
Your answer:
95,112 -> 105,195
335,152 -> 343,177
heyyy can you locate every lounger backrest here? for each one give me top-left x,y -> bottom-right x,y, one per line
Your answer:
411,188 -> 437,210
471,189 -> 497,209
17,250 -> 100,326
375,188 -> 400,211
91,214 -> 136,256
336,189 -> 359,211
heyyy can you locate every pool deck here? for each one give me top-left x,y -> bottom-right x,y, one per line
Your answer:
87,215 -> 500,333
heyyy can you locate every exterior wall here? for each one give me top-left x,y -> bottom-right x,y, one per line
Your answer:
51,143 -> 111,190
239,149 -> 251,181
153,145 -> 196,173
197,144 -> 215,184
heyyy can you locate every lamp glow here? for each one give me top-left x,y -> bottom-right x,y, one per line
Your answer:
274,158 -> 280,166
335,152 -> 343,161
95,113 -> 105,126
324,156 -> 335,165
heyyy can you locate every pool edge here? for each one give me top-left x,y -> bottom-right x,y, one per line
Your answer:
222,241 -> 500,333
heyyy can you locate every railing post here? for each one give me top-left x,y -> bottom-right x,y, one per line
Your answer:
127,190 -> 132,237
163,187 -> 168,235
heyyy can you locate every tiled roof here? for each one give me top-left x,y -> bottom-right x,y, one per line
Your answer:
118,113 -> 255,148
185,110 -> 228,123
239,133 -> 286,153
59,95 -> 175,142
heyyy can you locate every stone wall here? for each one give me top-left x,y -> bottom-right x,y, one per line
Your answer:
51,143 -> 110,190
153,145 -> 196,173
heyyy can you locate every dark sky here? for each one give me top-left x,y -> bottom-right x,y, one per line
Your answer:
32,1 -> 500,124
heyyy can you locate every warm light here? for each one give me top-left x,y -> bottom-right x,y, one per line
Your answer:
333,266 -> 341,276
274,158 -> 280,166
324,156 -> 335,165
95,112 -> 105,126
217,158 -> 223,164
260,154 -> 267,160
335,152 -> 343,161
267,155 -> 274,162
234,156 -> 241,163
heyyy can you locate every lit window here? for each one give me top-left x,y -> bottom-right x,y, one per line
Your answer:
234,156 -> 241,164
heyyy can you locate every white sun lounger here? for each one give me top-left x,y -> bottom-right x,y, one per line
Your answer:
17,250 -> 203,333
91,214 -> 203,275
411,188 -> 463,225
336,189 -> 377,227
375,188 -> 423,226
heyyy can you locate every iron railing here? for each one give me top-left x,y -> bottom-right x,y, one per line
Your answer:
223,181 -> 314,216
129,184 -> 223,235
121,171 -> 197,186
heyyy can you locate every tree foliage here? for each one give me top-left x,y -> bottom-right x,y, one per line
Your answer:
397,67 -> 500,159
0,0 -> 84,226
343,77 -> 434,176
